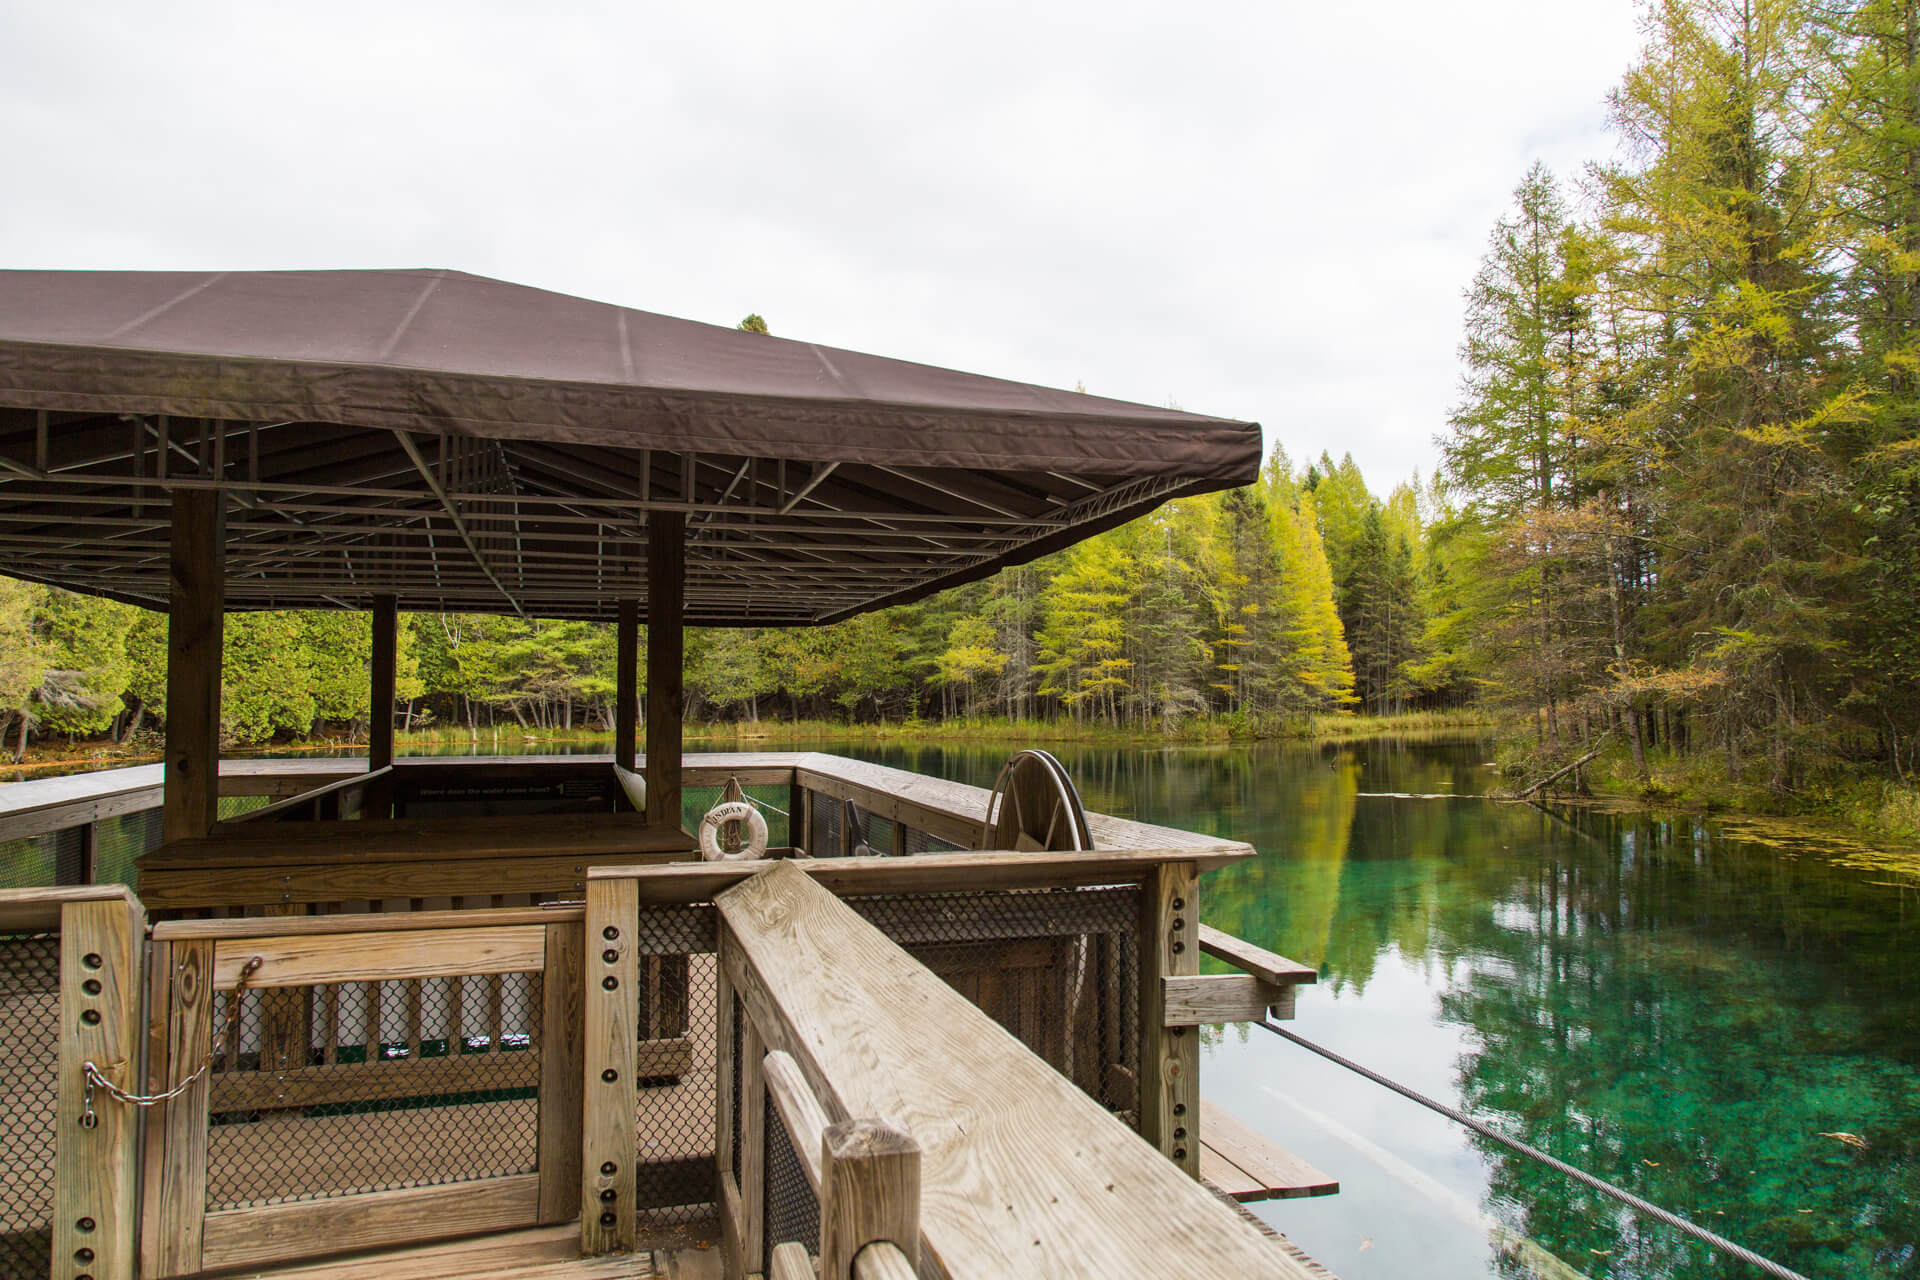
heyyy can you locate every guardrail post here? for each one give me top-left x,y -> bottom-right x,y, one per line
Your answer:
818,1119 -> 920,1279
1139,860 -> 1200,1178
581,876 -> 637,1254
52,893 -> 146,1280
538,919 -> 585,1223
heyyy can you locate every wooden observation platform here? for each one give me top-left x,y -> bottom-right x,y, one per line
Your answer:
0,269 -> 1334,1278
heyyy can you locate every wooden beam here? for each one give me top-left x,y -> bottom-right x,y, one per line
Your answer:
1196,924 -> 1317,987
163,487 -> 223,844
369,594 -> 398,780
199,1174 -> 540,1271
645,511 -> 685,830
580,876 -> 638,1255
538,920 -> 586,1224
52,894 -> 146,1280
762,1049 -> 829,1192
818,1119 -> 921,1280
615,598 -> 638,774
211,925 -> 546,988
1161,974 -> 1292,1026
1138,861 -> 1199,1178
147,939 -> 214,1277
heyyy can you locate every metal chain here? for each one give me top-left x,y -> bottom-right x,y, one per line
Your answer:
1255,1019 -> 1815,1280
79,954 -> 264,1128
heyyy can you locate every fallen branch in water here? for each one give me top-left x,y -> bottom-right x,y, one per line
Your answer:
1512,744 -> 1607,799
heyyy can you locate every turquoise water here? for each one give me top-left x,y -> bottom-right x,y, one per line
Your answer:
826,738 -> 1920,1280
213,736 -> 1920,1275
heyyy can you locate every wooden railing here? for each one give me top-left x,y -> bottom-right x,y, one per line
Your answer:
221,765 -> 392,826
621,859 -> 1320,1278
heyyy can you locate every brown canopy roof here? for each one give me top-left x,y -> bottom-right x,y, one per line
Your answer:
0,269 -> 1261,624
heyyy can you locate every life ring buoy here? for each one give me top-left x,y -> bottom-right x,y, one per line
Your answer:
699,800 -> 769,861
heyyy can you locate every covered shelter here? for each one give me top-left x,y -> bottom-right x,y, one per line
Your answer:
0,268 -> 1260,848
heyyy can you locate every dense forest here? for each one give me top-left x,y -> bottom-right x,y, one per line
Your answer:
2,0 -> 1917,819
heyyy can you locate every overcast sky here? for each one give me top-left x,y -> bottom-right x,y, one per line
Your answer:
1,1 -> 1644,495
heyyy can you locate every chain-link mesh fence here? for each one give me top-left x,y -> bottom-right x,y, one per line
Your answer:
762,1088 -> 820,1273
92,807 -> 161,889
205,970 -> 543,1210
0,932 -> 61,1280
631,904 -> 719,1241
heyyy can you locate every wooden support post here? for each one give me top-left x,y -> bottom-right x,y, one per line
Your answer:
615,599 -> 639,776
538,920 -> 585,1224
738,1018 -> 766,1273
581,877 -> 637,1254
818,1119 -> 921,1280
163,488 -> 224,844
147,938 -> 214,1277
645,512 -> 684,831
1138,861 -> 1199,1178
52,894 -> 146,1280
369,595 -> 397,813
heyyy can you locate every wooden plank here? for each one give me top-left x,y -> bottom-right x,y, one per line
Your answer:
145,814 -> 698,867
163,486 -> 224,844
148,938 -> 214,1277
155,904 -> 583,940
139,937 -> 174,1280
714,957 -> 736,1182
138,854 -> 637,911
1139,862 -> 1200,1178
215,1222 -> 585,1280
1197,924 -> 1317,987
737,1017 -> 766,1272
539,920 -> 586,1224
715,862 -> 1319,1278
761,1049 -> 828,1192
616,598 -> 639,774
769,1241 -> 813,1280
1162,974 -> 1288,1026
645,509 -> 685,830
1198,1102 -> 1338,1200
198,1173 -> 542,1271
209,1049 -> 542,1112
370,594 -> 398,777
51,895 -> 145,1280
257,904 -> 313,1070
0,884 -> 139,933
590,845 -> 1248,903
851,1244 -> 916,1280
224,769 -> 391,830
818,1119 -> 920,1280
581,876 -> 638,1254
1199,1144 -> 1268,1202
212,926 -> 546,988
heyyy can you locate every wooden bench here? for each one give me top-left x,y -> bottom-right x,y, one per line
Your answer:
1199,1101 -> 1339,1202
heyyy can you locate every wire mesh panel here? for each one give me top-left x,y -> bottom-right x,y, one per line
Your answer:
631,904 -> 720,1234
849,887 -> 1143,1123
92,807 -> 161,889
0,932 -> 61,1280
809,791 -> 842,858
762,1089 -> 820,1274
902,824 -> 965,855
0,827 -> 82,890
204,971 -> 543,1210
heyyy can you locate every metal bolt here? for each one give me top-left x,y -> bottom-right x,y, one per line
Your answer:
601,1161 -> 617,1176
1173,1103 -> 1186,1117
1174,1146 -> 1188,1160
602,976 -> 619,991
1172,941 -> 1185,954
74,1248 -> 94,1263
1174,1127 -> 1187,1139
82,979 -> 102,996
602,949 -> 619,965
602,1068 -> 618,1083
598,1211 -> 616,1227
82,953 -> 102,970
600,1188 -> 617,1203
76,1217 -> 95,1233
602,925 -> 619,941
1171,917 -> 1184,931
1171,898 -> 1185,911
80,1010 -> 101,1026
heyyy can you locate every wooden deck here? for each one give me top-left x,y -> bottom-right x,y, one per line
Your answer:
1199,1101 -> 1339,1202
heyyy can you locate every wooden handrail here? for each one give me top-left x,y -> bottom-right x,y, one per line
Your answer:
712,861 -> 1318,1277
1197,923 -> 1318,986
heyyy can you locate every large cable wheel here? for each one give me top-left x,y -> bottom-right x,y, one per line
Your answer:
981,749 -> 1094,852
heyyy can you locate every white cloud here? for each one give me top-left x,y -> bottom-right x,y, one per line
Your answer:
0,0 -> 1643,494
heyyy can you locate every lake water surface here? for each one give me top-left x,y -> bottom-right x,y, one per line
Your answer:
256,735 -> 1919,1278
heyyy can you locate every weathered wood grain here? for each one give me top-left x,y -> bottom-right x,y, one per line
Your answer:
154,904 -> 584,940
581,876 -> 638,1254
212,926 -> 546,988
1138,861 -> 1199,1177
1198,1101 -> 1338,1200
646,510 -> 685,830
761,1049 -> 829,1192
0,884 -> 138,933
1196,924 -> 1317,988
164,486 -> 224,844
1161,974 -> 1288,1026
199,1173 -> 541,1270
818,1119 -> 920,1280
148,938 -> 214,1277
51,895 -> 145,1280
715,862 -> 1318,1278
768,1241 -> 814,1280
539,920 -> 586,1223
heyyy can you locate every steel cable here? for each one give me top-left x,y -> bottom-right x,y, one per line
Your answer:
1255,1019 -> 1814,1280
